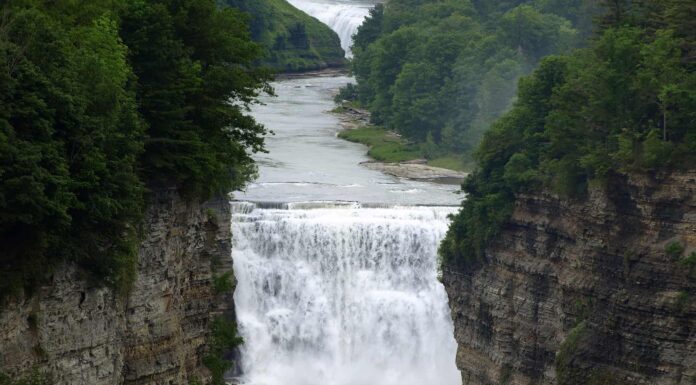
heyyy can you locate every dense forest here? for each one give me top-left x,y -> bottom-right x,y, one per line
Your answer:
342,0 -> 599,168
0,0 -> 271,298
441,0 -> 696,265
223,0 -> 346,72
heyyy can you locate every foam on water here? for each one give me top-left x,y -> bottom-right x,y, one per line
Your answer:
232,203 -> 462,385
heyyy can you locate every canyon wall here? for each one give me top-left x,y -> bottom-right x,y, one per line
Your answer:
443,172 -> 696,385
0,190 -> 235,385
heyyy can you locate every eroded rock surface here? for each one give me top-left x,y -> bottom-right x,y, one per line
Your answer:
0,190 -> 234,385
443,172 -> 696,385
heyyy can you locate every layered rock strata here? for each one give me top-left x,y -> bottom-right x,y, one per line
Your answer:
444,172 -> 696,385
0,190 -> 234,385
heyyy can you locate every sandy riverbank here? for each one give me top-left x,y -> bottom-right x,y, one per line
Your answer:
361,160 -> 467,185
332,105 -> 467,185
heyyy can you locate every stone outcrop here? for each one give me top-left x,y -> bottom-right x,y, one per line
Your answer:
0,189 -> 234,385
443,171 -> 696,385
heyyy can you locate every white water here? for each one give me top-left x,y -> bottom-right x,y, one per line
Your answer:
286,0 -> 378,57
232,203 -> 461,385
231,2 -> 462,383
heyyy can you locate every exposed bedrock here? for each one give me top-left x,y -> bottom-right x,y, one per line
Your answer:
444,172 -> 696,385
0,190 -> 234,385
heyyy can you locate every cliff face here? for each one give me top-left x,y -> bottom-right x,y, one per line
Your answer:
0,190 -> 235,384
443,172 -> 696,385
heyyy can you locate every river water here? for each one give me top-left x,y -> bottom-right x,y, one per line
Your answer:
234,73 -> 462,206
231,2 -> 463,384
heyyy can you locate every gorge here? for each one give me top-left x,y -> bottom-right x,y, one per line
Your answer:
1,1 -> 694,384
230,2 -> 463,377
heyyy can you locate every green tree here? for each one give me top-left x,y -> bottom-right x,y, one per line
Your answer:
0,4 -> 143,295
120,0 -> 271,199
0,0 -> 272,298
441,1 -> 696,267
350,0 -> 588,163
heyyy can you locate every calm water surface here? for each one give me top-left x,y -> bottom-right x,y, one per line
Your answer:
234,74 -> 462,206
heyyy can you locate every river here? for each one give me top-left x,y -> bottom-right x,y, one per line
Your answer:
231,2 -> 463,384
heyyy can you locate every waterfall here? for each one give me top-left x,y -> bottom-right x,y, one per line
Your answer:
285,0 -> 377,57
232,203 -> 462,385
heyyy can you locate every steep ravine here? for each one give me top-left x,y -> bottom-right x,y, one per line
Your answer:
443,171 -> 696,385
0,190 -> 235,384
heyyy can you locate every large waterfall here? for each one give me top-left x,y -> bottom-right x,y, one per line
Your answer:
232,203 -> 461,385
286,0 -> 378,57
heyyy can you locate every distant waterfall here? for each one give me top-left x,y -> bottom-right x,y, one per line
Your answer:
286,0 -> 377,57
232,203 -> 461,385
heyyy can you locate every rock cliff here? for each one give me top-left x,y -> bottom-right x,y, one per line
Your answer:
443,172 -> 696,385
0,190 -> 235,385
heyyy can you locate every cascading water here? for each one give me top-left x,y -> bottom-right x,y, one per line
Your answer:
232,203 -> 462,385
286,0 -> 379,57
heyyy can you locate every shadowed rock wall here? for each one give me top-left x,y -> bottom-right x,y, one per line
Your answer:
444,172 -> 696,385
0,190 -> 234,385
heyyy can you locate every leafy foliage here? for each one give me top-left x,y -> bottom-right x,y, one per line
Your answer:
333,83 -> 358,104
665,240 -> 685,259
222,0 -> 345,72
120,0 -> 271,199
441,1 -> 696,266
213,272 -> 234,294
0,368 -> 49,385
0,0 -> 270,298
348,0 -> 596,163
680,252 -> 696,269
0,3 -> 144,296
555,321 -> 588,385
203,317 -> 244,385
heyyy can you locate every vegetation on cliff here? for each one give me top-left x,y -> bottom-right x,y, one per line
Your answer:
342,0 -> 598,169
0,0 -> 271,298
221,0 -> 346,72
441,0 -> 696,266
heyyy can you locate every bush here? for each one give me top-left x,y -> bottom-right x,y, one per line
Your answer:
213,272 -> 234,295
680,252 -> 696,268
0,0 -> 270,299
203,317 -> 244,385
334,83 -> 359,104
0,369 -> 49,385
441,2 -> 696,267
556,321 -> 588,385
665,241 -> 685,259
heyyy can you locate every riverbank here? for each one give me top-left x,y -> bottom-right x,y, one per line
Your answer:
332,103 -> 468,184
276,66 -> 350,80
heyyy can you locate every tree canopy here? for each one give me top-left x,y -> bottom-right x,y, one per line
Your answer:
347,0 -> 598,166
440,0 -> 696,266
222,0 -> 346,72
0,0 -> 271,298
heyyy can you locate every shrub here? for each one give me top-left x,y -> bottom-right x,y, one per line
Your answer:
556,321 -> 588,385
0,369 -> 49,385
203,317 -> 244,385
334,83 -> 359,104
0,0 -> 270,300
213,273 -> 234,295
665,240 -> 685,259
